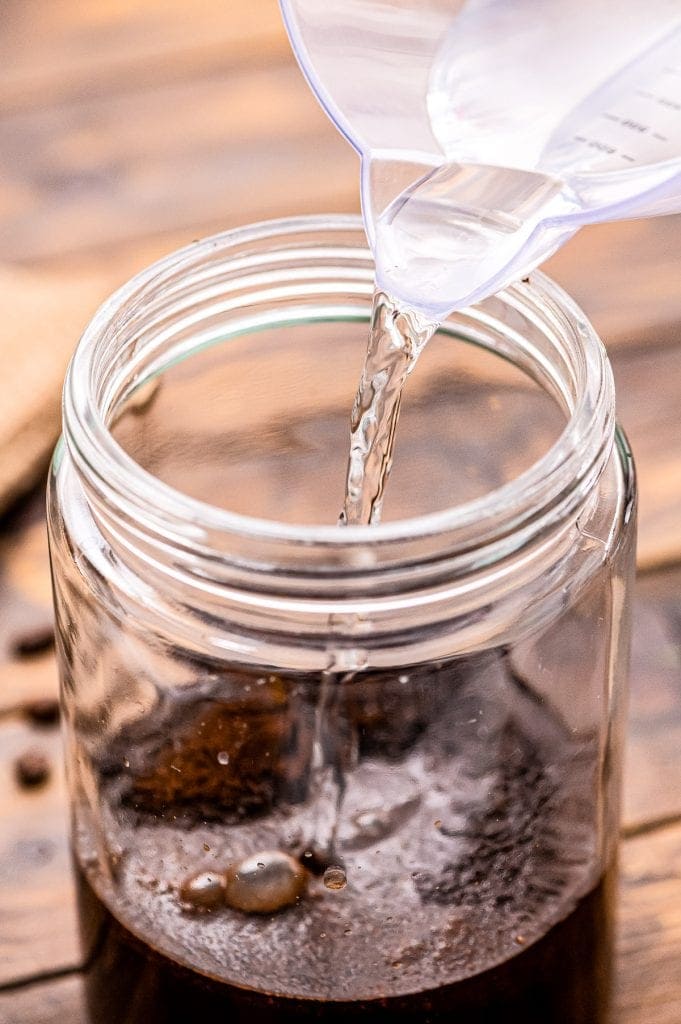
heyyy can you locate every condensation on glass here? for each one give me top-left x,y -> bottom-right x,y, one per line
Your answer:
48,216 -> 635,1023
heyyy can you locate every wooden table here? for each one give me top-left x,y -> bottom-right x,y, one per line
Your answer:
0,3 -> 680,1021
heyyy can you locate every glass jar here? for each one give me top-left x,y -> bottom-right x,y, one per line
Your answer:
48,216 -> 635,1024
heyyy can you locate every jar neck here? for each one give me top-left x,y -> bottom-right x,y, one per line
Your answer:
61,216 -> 616,650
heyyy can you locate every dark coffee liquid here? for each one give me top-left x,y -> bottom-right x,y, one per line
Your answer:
73,654 -> 614,1023
78,867 -> 613,1023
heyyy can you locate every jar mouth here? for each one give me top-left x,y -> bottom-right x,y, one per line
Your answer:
63,214 -> 615,582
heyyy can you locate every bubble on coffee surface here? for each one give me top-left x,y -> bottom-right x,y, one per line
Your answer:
179,870 -> 225,912
224,850 -> 308,914
216,751 -> 230,766
323,865 -> 347,891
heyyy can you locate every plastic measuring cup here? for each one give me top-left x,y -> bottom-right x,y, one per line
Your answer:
281,0 -> 681,316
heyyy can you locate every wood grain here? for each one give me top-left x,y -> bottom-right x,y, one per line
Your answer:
0,61 -> 357,265
613,343 -> 681,570
0,716 -> 79,987
0,975 -> 86,1024
547,216 -> 681,353
617,823 -> 681,1024
0,0 -> 288,112
0,2 -> 679,366
0,505 -> 58,715
625,566 -> 681,830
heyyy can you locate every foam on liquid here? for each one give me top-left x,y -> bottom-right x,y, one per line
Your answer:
77,655 -> 601,1001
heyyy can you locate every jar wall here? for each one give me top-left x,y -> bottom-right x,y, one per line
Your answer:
48,219 -> 635,1022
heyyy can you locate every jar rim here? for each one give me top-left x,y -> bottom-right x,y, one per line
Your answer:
63,214 -> 615,581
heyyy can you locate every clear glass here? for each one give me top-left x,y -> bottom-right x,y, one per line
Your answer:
48,216 -> 635,1023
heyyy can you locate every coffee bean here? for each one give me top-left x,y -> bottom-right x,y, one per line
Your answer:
12,624 -> 54,658
180,871 -> 226,911
24,698 -> 60,727
15,749 -> 50,788
225,850 -> 308,914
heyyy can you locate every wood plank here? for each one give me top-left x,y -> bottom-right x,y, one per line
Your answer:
0,716 -> 79,986
0,504 -> 58,716
0,975 -> 86,1024
0,10 -> 678,362
546,215 -> 681,354
624,566 -> 681,831
0,62 -> 358,265
617,823 -> 681,1024
613,343 -> 681,570
0,1 -> 288,112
